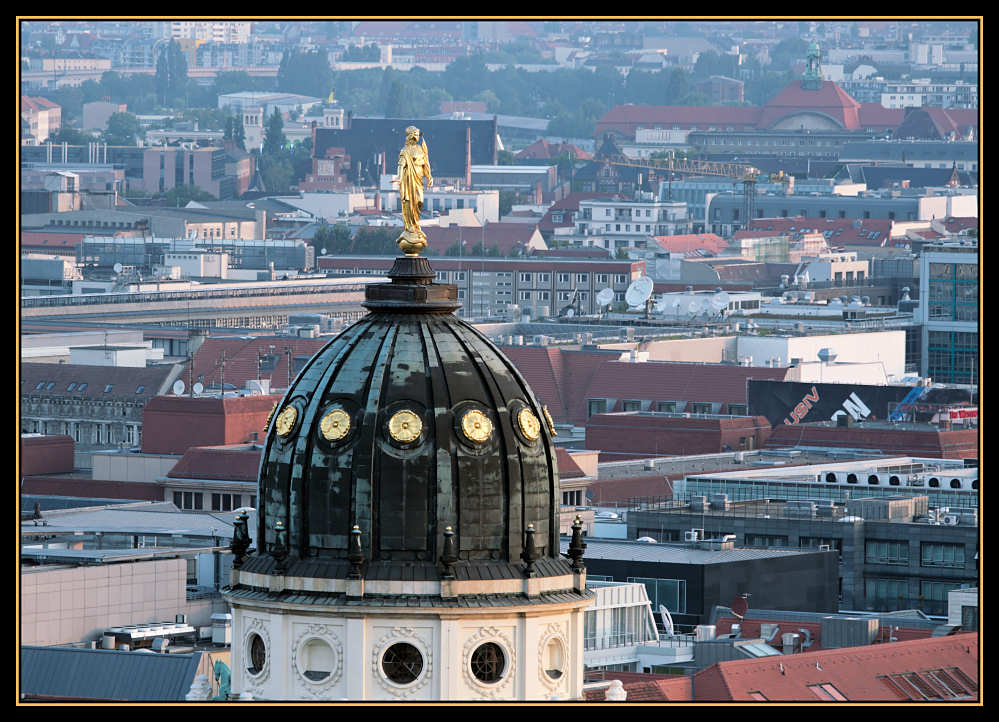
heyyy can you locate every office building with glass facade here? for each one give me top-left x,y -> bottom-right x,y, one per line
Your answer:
919,240 -> 978,385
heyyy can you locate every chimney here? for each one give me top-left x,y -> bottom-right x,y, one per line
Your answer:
534,179 -> 543,205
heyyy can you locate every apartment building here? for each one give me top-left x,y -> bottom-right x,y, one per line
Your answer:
574,197 -> 689,250
318,255 -> 644,319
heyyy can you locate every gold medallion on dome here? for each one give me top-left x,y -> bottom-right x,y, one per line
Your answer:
319,409 -> 351,441
275,405 -> 298,437
263,402 -> 278,431
388,409 -> 422,443
461,409 -> 493,443
517,408 -> 541,442
542,406 -> 557,436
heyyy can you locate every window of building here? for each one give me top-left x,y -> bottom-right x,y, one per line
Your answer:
576,273 -> 589,283
865,578 -> 908,606
656,401 -> 676,413
920,542 -> 964,568
538,273 -> 550,283
519,272 -> 532,282
689,402 -> 712,414
587,399 -> 607,418
744,534 -> 789,548
626,577 -> 687,614
866,540 -> 910,565
622,400 -> 642,412
809,683 -> 848,701
381,642 -> 424,685
558,273 -> 571,283
728,404 -> 747,415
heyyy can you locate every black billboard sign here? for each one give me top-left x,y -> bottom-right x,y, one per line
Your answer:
748,380 -> 977,427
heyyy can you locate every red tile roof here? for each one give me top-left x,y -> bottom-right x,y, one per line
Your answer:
555,447 -> 586,479
693,632 -> 978,702
595,105 -> 763,138
583,672 -> 693,701
515,138 -> 592,161
424,222 -> 545,256
167,445 -> 262,482
757,80 -> 861,130
654,233 -> 728,255
941,216 -> 978,233
858,102 -> 905,130
743,217 -> 897,247
190,336 -> 328,391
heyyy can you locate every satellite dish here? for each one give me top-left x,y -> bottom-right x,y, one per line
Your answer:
658,605 -> 675,637
172,380 -> 186,396
653,295 -> 669,314
596,287 -> 615,307
687,297 -> 703,315
321,247 -> 327,255
113,262 -> 123,274
710,291 -> 730,312
624,276 -> 654,308
730,595 -> 749,620
192,382 -> 204,395
563,307 -> 576,318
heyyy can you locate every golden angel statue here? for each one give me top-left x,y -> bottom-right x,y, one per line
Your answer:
393,126 -> 434,256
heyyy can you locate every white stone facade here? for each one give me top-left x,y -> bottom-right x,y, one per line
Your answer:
228,599 -> 588,701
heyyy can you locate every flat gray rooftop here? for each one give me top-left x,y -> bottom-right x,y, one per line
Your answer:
561,537 -> 820,565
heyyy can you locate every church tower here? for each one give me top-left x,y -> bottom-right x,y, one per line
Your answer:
223,254 -> 593,701
801,41 -> 824,91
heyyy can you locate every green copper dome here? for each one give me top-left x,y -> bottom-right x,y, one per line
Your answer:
251,257 -> 562,579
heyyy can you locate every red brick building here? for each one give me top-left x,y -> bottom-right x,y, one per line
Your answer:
765,421 -> 978,459
586,412 -> 773,461
20,434 -> 75,477
140,394 -> 281,455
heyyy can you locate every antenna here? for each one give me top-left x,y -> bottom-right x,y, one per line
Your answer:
624,275 -> 653,310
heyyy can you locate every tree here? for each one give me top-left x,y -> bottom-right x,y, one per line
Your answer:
161,184 -> 216,206
497,150 -> 516,166
263,107 -> 286,157
155,40 -> 188,107
258,154 -> 294,194
312,223 -> 353,254
277,49 -> 334,99
49,126 -> 97,145
102,112 -> 142,146
499,190 -> 517,217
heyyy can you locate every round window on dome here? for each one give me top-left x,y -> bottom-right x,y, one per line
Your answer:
382,642 -> 423,685
544,637 -> 565,680
247,633 -> 267,676
299,637 -> 335,682
470,642 -> 505,684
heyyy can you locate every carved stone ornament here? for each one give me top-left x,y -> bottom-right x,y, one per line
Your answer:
537,623 -> 568,691
517,408 -> 541,442
319,409 -> 351,442
291,623 -> 345,697
275,405 -> 298,438
542,405 -> 557,436
462,626 -> 516,698
372,626 -> 433,698
388,409 -> 422,443
461,409 -> 493,444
